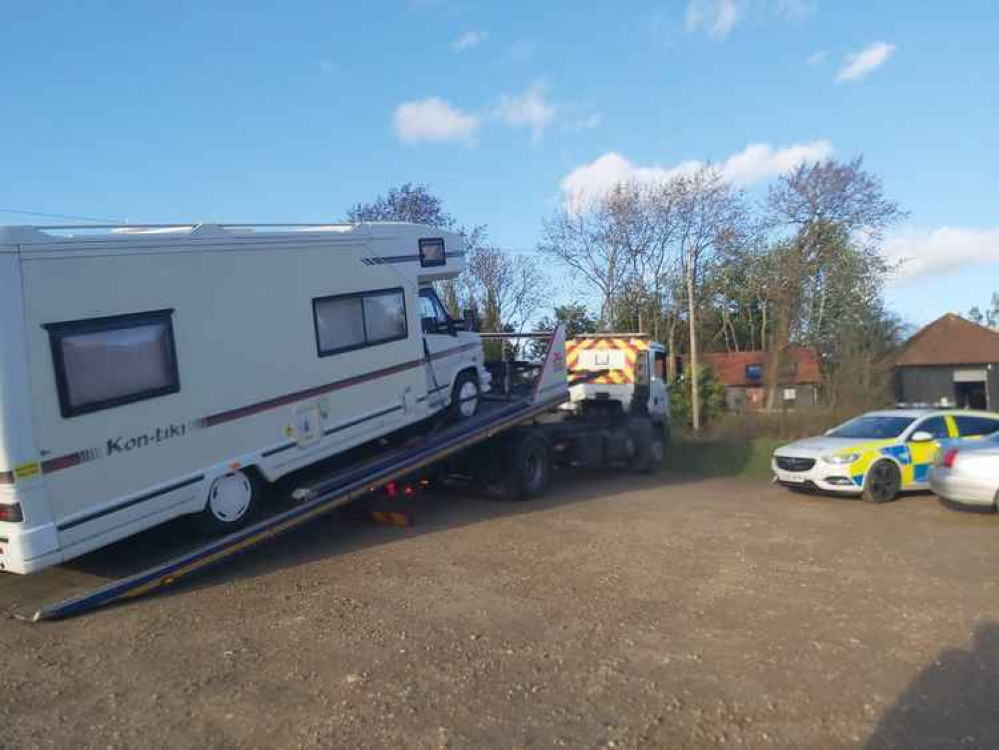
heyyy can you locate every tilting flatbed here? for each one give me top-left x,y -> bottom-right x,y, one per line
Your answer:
0,391 -> 569,621
0,328 -> 572,621
1,325 -> 668,621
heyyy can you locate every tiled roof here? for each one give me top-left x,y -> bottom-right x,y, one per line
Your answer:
891,313 -> 999,367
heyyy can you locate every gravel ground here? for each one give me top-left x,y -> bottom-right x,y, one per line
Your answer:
2,472 -> 999,750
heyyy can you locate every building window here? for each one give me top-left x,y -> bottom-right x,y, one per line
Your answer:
313,288 -> 408,357
45,310 -> 180,418
419,238 -> 446,268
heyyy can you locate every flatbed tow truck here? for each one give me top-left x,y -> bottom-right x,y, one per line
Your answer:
0,327 -> 667,621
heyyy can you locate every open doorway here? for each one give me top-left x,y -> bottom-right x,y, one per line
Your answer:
955,380 -> 988,410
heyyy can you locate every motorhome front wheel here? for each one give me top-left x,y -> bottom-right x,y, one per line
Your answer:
451,372 -> 480,420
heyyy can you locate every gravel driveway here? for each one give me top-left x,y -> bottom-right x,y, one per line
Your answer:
3,473 -> 998,749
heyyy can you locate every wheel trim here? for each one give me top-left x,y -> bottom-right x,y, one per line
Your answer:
208,473 -> 252,522
867,464 -> 899,500
458,380 -> 478,417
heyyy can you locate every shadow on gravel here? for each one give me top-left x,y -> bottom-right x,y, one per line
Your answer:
171,468 -> 707,593
0,466 -> 710,619
865,623 -> 999,750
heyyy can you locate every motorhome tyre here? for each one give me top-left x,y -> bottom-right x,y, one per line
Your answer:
195,469 -> 262,534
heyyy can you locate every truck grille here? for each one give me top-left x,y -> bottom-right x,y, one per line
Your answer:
775,456 -> 815,472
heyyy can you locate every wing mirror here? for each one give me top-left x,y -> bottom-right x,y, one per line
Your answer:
462,308 -> 479,333
910,430 -> 934,443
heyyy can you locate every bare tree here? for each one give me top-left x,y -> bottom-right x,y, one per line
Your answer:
466,245 -> 545,337
539,184 -> 645,328
671,168 -> 748,431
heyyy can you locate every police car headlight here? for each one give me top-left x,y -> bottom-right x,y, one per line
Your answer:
824,452 -> 860,465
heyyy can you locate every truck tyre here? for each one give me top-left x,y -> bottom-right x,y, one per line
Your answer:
861,460 -> 901,503
503,432 -> 552,501
629,419 -> 660,473
450,371 -> 480,420
195,469 -> 261,535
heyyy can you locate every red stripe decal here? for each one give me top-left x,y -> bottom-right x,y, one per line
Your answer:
34,343 -> 481,477
201,343 -> 477,428
41,452 -> 84,474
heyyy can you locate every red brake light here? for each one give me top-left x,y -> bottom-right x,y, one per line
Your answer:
942,448 -> 959,468
0,503 -> 24,523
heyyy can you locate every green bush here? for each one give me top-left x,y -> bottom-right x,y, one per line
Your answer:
668,365 -> 726,429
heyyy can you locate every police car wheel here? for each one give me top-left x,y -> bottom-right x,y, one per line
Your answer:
862,460 -> 900,504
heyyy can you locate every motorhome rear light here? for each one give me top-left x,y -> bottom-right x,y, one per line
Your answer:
384,482 -> 398,499
942,448 -> 959,469
0,504 -> 24,523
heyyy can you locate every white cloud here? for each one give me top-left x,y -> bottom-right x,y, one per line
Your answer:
721,140 -> 833,185
394,97 -> 479,145
560,140 -> 833,209
836,41 -> 896,83
685,0 -> 740,39
451,30 -> 487,52
885,227 -> 999,282
807,50 -> 828,65
496,82 -> 556,145
571,112 -> 603,131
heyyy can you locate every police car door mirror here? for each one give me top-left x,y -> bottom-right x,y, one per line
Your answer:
462,308 -> 479,333
910,430 -> 934,443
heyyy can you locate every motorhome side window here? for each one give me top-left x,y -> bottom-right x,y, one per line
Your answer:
45,310 -> 180,418
418,288 -> 450,334
313,288 -> 408,357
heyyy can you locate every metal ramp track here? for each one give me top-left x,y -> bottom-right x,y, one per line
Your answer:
0,393 -> 566,622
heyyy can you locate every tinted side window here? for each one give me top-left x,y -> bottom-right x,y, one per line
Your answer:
954,416 -> 999,437
911,416 -> 949,440
45,310 -> 180,418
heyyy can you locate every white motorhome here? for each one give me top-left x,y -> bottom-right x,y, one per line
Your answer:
0,222 -> 490,574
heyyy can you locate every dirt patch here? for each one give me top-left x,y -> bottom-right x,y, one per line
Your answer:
3,474 -> 999,749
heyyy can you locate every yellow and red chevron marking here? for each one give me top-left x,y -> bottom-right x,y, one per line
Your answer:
566,337 -> 648,385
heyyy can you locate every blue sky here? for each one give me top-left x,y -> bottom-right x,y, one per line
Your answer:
2,1 -> 997,327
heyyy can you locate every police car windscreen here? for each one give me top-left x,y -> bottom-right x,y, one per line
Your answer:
827,416 -> 916,440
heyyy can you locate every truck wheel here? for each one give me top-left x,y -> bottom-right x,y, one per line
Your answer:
503,432 -> 552,501
629,419 -> 661,473
450,371 -> 480,420
861,460 -> 901,503
195,469 -> 261,535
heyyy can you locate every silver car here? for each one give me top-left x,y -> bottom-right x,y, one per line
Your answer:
929,433 -> 999,510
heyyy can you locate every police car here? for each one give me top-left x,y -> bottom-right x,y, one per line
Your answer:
772,409 -> 999,503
